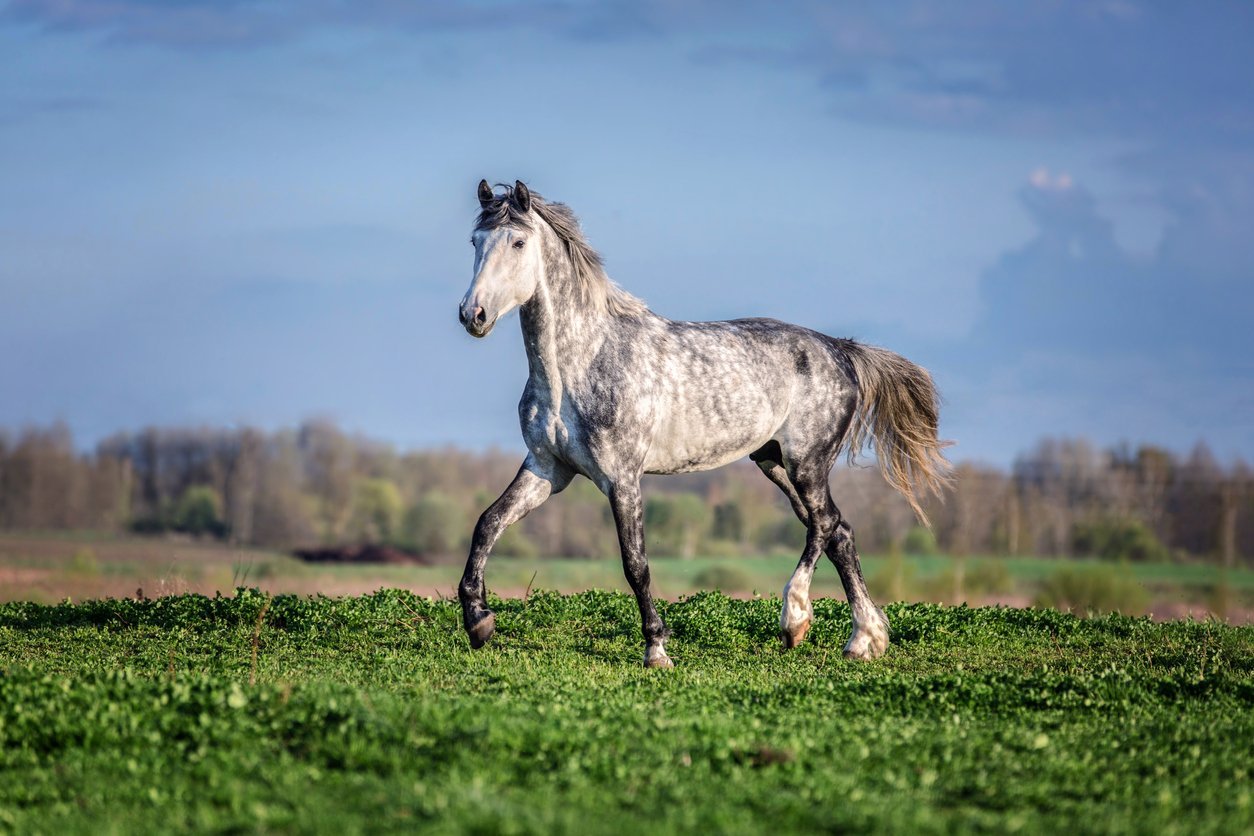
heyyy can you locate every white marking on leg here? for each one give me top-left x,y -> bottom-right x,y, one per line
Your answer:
780,570 -> 814,642
844,600 -> 889,660
644,643 -> 674,669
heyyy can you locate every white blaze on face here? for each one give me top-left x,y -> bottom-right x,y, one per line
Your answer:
462,226 -> 545,330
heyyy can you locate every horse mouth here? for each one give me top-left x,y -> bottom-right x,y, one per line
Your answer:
466,318 -> 496,338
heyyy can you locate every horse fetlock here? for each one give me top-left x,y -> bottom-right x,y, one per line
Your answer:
843,609 -> 889,660
465,609 -> 497,649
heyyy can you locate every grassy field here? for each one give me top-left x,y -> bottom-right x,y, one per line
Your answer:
2,533 -> 1251,622
0,589 -> 1251,833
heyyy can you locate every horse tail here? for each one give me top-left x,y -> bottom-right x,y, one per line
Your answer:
843,342 -> 953,526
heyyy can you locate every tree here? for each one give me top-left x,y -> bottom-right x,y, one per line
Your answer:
225,429 -> 262,545
173,485 -> 227,538
711,500 -> 745,543
250,434 -> 316,546
400,491 -> 465,556
645,493 -> 710,558
301,421 -> 356,542
346,478 -> 403,545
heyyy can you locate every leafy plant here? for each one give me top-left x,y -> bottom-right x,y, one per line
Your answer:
0,590 -> 1249,834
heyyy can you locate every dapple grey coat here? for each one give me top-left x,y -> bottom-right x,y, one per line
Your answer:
457,180 -> 951,667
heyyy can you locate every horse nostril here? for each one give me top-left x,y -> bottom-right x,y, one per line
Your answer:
472,306 -> 486,327
458,305 -> 469,325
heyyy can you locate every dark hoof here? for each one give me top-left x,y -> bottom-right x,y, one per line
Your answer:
466,611 -> 496,649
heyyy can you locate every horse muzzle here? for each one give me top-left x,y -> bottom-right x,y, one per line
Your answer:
458,303 -> 496,338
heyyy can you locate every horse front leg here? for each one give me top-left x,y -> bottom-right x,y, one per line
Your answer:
608,482 -> 672,668
459,455 -> 570,648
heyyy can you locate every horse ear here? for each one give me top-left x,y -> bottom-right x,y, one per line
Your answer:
477,179 -> 494,208
512,180 -> 531,212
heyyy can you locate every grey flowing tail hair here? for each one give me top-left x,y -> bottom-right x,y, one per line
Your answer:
844,343 -> 954,526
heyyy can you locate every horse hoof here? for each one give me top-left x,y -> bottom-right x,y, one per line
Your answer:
842,627 -> 888,660
842,645 -> 882,661
780,618 -> 810,650
644,648 -> 674,669
466,611 -> 496,649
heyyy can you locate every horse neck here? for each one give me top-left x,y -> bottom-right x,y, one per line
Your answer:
519,244 -> 614,394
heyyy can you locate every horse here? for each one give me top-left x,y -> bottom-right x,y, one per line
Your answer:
457,179 -> 951,668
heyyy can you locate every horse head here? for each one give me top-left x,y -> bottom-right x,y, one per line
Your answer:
459,179 -> 543,338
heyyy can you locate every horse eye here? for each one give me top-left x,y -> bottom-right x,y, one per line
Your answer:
513,239 -> 526,249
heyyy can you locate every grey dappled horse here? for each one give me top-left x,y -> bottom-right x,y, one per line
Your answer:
458,180 -> 951,668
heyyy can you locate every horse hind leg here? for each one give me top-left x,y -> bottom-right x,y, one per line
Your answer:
829,521 -> 889,660
751,443 -> 889,659
751,441 -> 810,526
754,447 -> 839,650
752,444 -> 813,647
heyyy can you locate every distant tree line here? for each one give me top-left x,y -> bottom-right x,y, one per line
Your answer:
0,422 -> 1249,565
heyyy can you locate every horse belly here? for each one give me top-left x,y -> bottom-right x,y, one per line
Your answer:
642,387 -> 783,475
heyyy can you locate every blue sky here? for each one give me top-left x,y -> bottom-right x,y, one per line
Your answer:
1,1 -> 1251,465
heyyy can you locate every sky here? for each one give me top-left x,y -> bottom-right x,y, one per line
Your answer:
1,1 -> 1251,466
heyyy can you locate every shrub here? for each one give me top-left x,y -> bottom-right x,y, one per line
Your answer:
645,493 -> 710,558
493,525 -> 538,558
347,479 -> 404,545
1072,518 -> 1169,563
400,491 -> 465,557
1033,564 -> 1149,616
901,526 -> 939,556
966,560 -> 1013,596
756,517 -> 805,555
923,559 -> 1013,604
173,486 -> 228,539
693,564 -> 753,592
711,501 -> 745,542
867,552 -> 918,602
68,548 -> 99,576
700,539 -> 745,558
129,516 -> 166,535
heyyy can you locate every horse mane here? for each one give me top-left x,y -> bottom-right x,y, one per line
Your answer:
475,184 -> 649,318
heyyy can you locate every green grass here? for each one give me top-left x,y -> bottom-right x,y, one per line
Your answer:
1,590 -> 1251,833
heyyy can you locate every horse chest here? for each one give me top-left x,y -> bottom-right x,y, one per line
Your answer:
519,382 -> 647,480
518,390 -> 588,462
